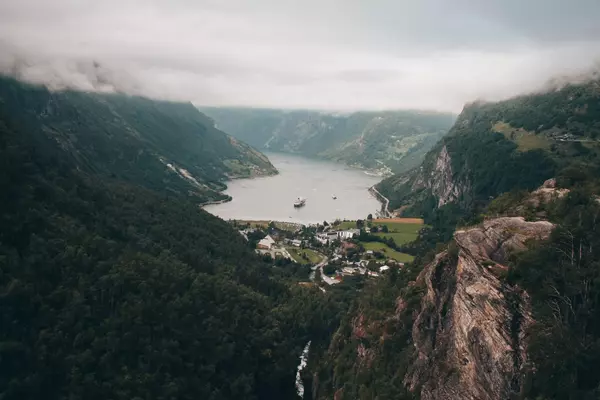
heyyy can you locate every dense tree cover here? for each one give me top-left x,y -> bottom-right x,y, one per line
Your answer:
475,78 -> 600,138
0,76 -> 276,204
508,188 -> 600,399
0,85 -> 339,399
199,107 -> 455,173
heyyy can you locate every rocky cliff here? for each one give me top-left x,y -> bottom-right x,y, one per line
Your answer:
411,145 -> 468,207
313,216 -> 555,400
407,217 -> 554,400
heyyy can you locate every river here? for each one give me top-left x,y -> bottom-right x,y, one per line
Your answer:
204,152 -> 381,224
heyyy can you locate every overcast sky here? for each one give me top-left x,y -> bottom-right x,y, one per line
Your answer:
1,0 -> 600,112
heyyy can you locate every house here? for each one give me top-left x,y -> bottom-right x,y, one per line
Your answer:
365,250 -> 374,255
342,267 -> 357,275
316,232 -> 338,245
257,235 -> 276,250
379,265 -> 390,272
337,229 -> 359,240
368,271 -> 380,277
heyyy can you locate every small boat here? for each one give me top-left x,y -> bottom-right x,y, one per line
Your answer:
294,197 -> 306,208
332,194 -> 337,200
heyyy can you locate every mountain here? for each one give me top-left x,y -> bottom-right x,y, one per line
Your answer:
0,77 -> 343,399
198,108 -> 455,174
0,76 -> 276,204
308,79 -> 600,399
377,78 -> 600,225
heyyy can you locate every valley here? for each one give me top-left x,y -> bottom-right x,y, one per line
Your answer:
199,107 -> 455,175
3,1 -> 600,399
2,48 -> 600,400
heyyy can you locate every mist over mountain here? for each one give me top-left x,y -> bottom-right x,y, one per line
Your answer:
2,0 -> 600,111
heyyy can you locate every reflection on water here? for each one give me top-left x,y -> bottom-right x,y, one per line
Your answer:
204,152 -> 381,224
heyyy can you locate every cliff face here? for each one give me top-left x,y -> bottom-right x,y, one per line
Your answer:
411,145 -> 468,207
312,216 -> 556,400
407,217 -> 554,400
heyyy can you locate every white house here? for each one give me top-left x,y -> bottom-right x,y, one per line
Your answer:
257,235 -> 276,250
379,265 -> 390,272
316,232 -> 339,245
337,229 -> 360,240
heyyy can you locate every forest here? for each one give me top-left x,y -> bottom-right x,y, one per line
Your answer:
0,79 -> 339,399
0,76 -> 276,204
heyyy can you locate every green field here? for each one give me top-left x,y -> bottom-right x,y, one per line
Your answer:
492,121 -> 551,152
287,247 -> 324,264
360,242 -> 414,263
374,223 -> 422,245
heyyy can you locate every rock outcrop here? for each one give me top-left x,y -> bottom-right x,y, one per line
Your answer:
407,217 -> 554,400
526,178 -> 570,208
410,144 -> 469,207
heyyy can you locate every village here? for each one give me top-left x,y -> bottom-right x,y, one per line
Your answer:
231,216 -> 425,288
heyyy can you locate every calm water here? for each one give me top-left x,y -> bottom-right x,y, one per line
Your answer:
204,152 -> 381,224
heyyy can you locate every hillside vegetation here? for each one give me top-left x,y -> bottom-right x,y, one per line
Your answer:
0,77 -> 276,204
377,78 -> 600,233
0,77 -> 344,400
199,107 -> 455,174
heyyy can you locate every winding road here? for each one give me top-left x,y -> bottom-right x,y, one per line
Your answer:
369,185 -> 391,218
310,255 -> 339,285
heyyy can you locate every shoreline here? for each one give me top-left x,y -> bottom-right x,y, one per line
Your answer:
201,168 -> 279,207
368,185 -> 391,218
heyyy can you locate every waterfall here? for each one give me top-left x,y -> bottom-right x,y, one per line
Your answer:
295,341 -> 311,398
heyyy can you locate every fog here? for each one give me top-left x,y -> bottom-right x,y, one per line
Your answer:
1,0 -> 599,112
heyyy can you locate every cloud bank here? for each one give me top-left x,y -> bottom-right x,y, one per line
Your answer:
1,0 -> 599,112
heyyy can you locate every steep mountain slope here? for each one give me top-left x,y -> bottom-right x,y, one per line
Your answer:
377,78 -> 600,220
199,108 -> 455,174
309,80 -> 600,400
0,76 -> 276,203
0,79 -> 338,400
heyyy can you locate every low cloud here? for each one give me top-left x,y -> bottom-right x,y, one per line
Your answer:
1,0 -> 599,112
